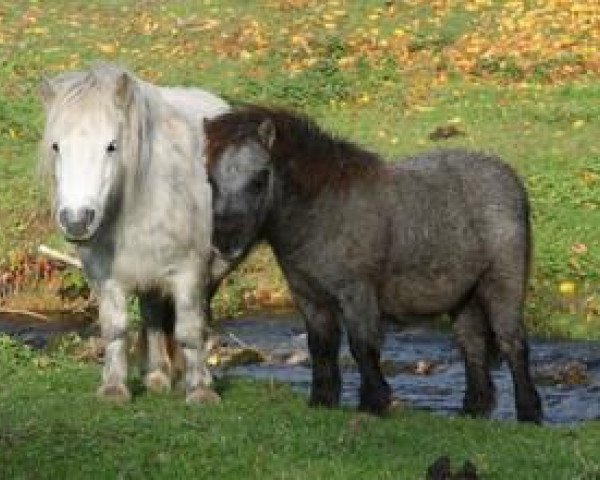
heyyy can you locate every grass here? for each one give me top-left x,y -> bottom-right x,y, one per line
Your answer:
1,336 -> 600,479
0,2 -> 600,326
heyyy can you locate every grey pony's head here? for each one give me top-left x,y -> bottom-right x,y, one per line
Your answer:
39,64 -> 143,242
204,115 -> 276,260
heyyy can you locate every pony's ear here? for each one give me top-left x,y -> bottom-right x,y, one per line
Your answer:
114,72 -> 134,109
257,118 -> 276,149
38,76 -> 56,108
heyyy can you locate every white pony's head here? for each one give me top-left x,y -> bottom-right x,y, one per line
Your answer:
39,65 -> 142,242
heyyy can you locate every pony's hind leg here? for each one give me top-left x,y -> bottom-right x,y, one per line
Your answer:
172,269 -> 219,405
295,295 -> 342,408
335,281 -> 391,415
478,278 -> 542,423
97,280 -> 131,402
452,296 -> 496,418
139,290 -> 176,394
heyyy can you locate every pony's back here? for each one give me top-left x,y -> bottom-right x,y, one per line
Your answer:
160,87 -> 230,125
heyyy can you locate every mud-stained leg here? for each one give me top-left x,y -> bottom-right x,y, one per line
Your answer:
97,279 -> 131,402
452,296 -> 496,417
335,281 -> 391,414
172,267 -> 220,405
295,294 -> 342,408
139,290 -> 175,394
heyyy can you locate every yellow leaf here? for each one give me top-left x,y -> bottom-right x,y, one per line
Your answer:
357,93 -> 370,104
579,170 -> 599,186
559,281 -> 576,295
31,27 -> 48,35
97,43 -> 116,55
571,243 -> 588,255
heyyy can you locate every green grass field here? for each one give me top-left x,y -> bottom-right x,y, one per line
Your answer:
2,2 -> 600,477
1,336 -> 599,479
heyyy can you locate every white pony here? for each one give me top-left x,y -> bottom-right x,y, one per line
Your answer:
39,63 -> 229,403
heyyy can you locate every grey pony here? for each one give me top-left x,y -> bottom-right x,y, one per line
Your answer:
204,106 -> 542,423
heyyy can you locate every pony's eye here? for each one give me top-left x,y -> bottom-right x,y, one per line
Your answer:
247,170 -> 269,194
51,142 -> 59,153
106,141 -> 117,153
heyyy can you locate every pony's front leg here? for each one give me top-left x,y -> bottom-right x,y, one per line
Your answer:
172,271 -> 220,405
293,294 -> 342,408
97,280 -> 131,402
335,281 -> 391,415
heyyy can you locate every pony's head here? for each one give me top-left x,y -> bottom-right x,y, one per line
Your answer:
39,64 -> 143,242
204,113 -> 276,260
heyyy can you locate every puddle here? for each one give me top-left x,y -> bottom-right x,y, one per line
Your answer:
0,311 -> 96,350
1,310 -> 599,424
216,313 -> 600,425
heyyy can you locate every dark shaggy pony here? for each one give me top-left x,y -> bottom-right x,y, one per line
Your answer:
204,106 -> 542,423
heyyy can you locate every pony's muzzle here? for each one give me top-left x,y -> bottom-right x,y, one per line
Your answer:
58,206 -> 97,241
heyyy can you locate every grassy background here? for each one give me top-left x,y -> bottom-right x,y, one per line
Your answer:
1,0 -> 600,336
2,0 -> 600,337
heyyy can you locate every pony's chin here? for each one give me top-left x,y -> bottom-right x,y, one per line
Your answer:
57,215 -> 103,244
213,229 -> 254,262
61,226 -> 100,245
64,234 -> 94,245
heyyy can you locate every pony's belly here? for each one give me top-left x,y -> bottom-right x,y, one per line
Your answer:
379,274 -> 473,316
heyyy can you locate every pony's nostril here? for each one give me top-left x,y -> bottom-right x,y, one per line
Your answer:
58,206 -> 96,240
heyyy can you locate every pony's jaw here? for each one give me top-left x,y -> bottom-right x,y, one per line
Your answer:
213,193 -> 271,260
213,216 -> 256,260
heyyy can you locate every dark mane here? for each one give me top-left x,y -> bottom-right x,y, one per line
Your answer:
204,105 -> 384,195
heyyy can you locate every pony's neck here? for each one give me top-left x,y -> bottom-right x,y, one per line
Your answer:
265,116 -> 383,198
261,173 -> 317,258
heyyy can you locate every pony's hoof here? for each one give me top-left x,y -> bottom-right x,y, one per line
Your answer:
97,383 -> 131,403
186,386 -> 221,405
145,370 -> 172,394
358,384 -> 392,416
389,397 -> 406,413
